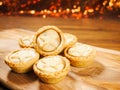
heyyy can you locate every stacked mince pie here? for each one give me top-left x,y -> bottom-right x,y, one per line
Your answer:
4,25 -> 96,84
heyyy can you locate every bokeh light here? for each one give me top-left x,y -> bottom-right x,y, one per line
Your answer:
0,0 -> 120,19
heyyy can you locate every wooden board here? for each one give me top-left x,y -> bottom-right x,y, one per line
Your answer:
0,29 -> 120,90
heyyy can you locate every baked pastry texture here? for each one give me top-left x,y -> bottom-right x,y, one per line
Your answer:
64,43 -> 96,68
4,48 -> 39,73
63,33 -> 77,48
19,35 -> 34,48
33,55 -> 70,84
33,25 -> 65,56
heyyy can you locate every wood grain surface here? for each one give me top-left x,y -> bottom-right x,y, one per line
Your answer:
0,29 -> 120,90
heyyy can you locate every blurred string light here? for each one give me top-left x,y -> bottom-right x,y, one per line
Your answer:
29,10 -> 35,14
0,1 -> 3,6
0,0 -> 120,19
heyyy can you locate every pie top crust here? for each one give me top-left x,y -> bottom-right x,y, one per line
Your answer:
37,56 -> 65,73
68,43 -> 93,57
5,48 -> 40,66
8,48 -> 38,63
37,29 -> 60,51
33,26 -> 65,56
33,55 -> 70,77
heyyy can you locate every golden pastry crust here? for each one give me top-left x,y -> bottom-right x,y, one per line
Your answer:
33,55 -> 70,84
64,43 -> 96,68
33,26 -> 65,56
4,48 -> 40,73
64,33 -> 77,48
19,35 -> 34,48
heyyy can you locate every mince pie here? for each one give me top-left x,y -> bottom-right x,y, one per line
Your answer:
33,55 -> 70,83
5,48 -> 39,73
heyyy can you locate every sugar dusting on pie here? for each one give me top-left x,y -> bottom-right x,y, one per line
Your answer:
36,56 -> 64,73
68,43 -> 93,57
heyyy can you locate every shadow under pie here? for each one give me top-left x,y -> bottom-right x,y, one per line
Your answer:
7,70 -> 38,85
39,74 -> 77,90
71,61 -> 105,77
